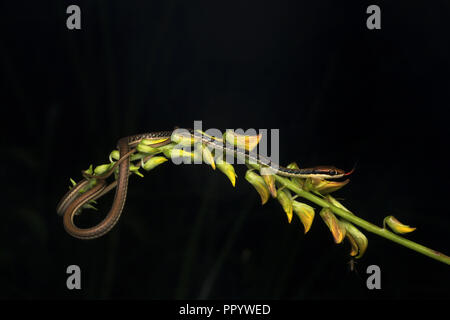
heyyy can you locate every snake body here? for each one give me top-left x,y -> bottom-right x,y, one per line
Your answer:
57,129 -> 350,240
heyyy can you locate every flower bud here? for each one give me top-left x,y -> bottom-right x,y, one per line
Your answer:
340,220 -> 368,258
140,138 -> 170,146
163,148 -> 196,161
308,178 -> 350,194
320,208 -> 346,243
171,131 -> 197,146
136,143 -> 161,155
383,216 -> 416,234
287,162 -> 304,188
260,172 -> 277,198
245,170 -> 270,205
129,164 -> 144,177
84,164 -> 94,176
325,195 -> 354,215
216,160 -> 237,187
109,150 -> 120,162
277,188 -> 293,223
142,156 -> 168,171
94,163 -> 115,176
223,130 -> 262,151
292,201 -> 315,233
200,144 -> 216,170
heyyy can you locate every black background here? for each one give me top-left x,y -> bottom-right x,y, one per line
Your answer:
1,1 -> 449,299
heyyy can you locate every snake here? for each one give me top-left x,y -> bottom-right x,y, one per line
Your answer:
57,129 -> 352,240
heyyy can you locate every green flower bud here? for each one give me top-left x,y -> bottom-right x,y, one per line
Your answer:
171,131 -> 197,146
109,150 -> 120,162
94,163 -> 115,176
140,138 -> 170,146
136,143 -> 161,154
142,156 -> 168,171
129,164 -> 144,178
309,178 -> 350,194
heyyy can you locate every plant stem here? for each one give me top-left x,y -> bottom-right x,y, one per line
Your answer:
248,163 -> 450,265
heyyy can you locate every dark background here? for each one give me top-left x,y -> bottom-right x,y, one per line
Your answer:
1,0 -> 449,299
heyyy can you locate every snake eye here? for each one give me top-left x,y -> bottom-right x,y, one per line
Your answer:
330,170 -> 337,176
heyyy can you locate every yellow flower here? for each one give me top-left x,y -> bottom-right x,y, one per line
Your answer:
306,178 -> 350,194
277,188 -> 293,223
340,221 -> 368,258
223,130 -> 262,151
292,201 -> 315,233
216,160 -> 237,187
384,216 -> 416,234
142,156 -> 168,171
199,144 -> 216,170
245,170 -> 270,205
320,208 -> 346,243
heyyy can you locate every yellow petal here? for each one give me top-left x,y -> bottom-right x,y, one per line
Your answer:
277,188 -> 293,223
245,170 -> 270,205
319,208 -> 346,243
216,160 -> 237,187
384,216 -> 416,234
223,130 -> 262,151
292,201 -> 315,233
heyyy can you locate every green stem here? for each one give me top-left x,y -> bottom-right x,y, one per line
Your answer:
249,163 -> 450,265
